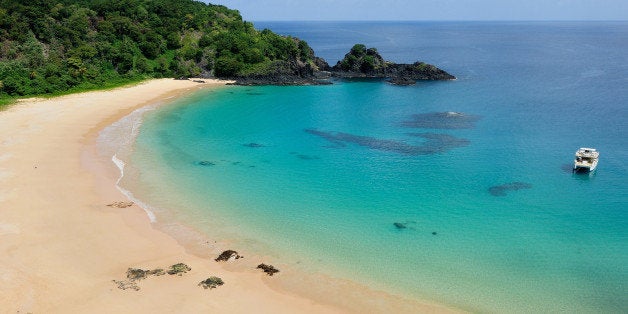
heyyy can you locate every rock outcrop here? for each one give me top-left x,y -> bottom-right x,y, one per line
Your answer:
215,250 -> 243,262
198,276 -> 225,289
257,263 -> 279,276
231,43 -> 454,85
331,44 -> 455,84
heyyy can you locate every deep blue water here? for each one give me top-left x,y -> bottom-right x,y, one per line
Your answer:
113,22 -> 627,313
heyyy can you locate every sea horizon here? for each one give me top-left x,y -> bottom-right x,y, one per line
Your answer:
99,21 -> 628,313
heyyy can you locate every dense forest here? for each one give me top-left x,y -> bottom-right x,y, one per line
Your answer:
0,0 -> 320,97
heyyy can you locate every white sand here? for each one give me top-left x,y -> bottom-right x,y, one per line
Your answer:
0,79 -> 461,313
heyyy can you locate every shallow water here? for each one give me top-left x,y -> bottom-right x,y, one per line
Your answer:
107,22 -> 627,313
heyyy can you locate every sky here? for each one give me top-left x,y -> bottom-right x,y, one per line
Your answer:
206,0 -> 628,21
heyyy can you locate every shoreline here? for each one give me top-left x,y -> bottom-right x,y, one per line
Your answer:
0,79 -> 461,313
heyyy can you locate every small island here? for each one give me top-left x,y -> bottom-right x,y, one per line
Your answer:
232,43 -> 455,85
329,44 -> 456,84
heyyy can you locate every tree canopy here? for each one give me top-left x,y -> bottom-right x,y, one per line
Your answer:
0,0 -> 317,97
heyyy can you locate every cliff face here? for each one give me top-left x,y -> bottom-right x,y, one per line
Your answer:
231,45 -> 331,85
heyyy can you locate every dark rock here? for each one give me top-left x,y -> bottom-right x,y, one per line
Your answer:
394,222 -> 407,229
432,231 -> 438,235
126,268 -> 149,281
198,276 -> 225,289
257,263 -> 279,276
167,263 -> 191,276
389,77 -> 416,85
215,250 -> 242,262
193,80 -> 206,83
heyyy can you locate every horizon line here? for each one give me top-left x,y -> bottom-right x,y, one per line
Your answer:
251,19 -> 628,23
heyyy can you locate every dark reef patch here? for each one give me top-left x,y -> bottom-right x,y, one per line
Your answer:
488,182 -> 533,196
406,133 -> 470,153
394,222 -> 407,229
393,221 -> 417,230
401,112 -> 481,129
243,142 -> 266,148
197,160 -> 216,166
305,129 -> 468,155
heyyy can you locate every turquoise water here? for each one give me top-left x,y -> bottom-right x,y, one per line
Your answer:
117,22 -> 627,313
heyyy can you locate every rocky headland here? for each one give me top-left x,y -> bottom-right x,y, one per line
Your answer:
230,43 -> 455,86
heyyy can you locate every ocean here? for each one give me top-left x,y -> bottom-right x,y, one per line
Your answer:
100,22 -> 628,313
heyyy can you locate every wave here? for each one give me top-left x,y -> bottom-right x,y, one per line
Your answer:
98,103 -> 164,223
112,154 -> 157,222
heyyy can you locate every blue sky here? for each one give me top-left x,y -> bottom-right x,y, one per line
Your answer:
207,0 -> 628,21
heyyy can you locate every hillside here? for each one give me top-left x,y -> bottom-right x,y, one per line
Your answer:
0,0 -> 322,97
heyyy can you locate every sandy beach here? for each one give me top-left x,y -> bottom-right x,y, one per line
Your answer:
0,79 -> 459,313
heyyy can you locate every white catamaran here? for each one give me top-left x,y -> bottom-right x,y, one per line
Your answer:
573,148 -> 599,173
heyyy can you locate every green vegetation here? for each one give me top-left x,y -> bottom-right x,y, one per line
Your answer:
0,0 -> 317,98
337,44 -> 386,73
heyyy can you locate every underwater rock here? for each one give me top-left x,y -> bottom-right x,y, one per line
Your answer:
393,222 -> 408,229
432,231 -> 438,235
198,276 -> 224,289
488,182 -> 533,196
401,112 -> 481,129
305,129 -> 469,156
389,76 -> 416,85
107,201 -> 134,208
243,143 -> 265,148
167,263 -> 191,276
197,160 -> 216,166
257,263 -> 280,276
215,250 -> 243,262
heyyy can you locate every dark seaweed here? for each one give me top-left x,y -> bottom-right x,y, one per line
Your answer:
197,160 -> 216,166
488,182 -> 533,196
305,129 -> 469,155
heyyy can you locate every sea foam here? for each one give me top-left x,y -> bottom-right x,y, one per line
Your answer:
97,104 -> 161,223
